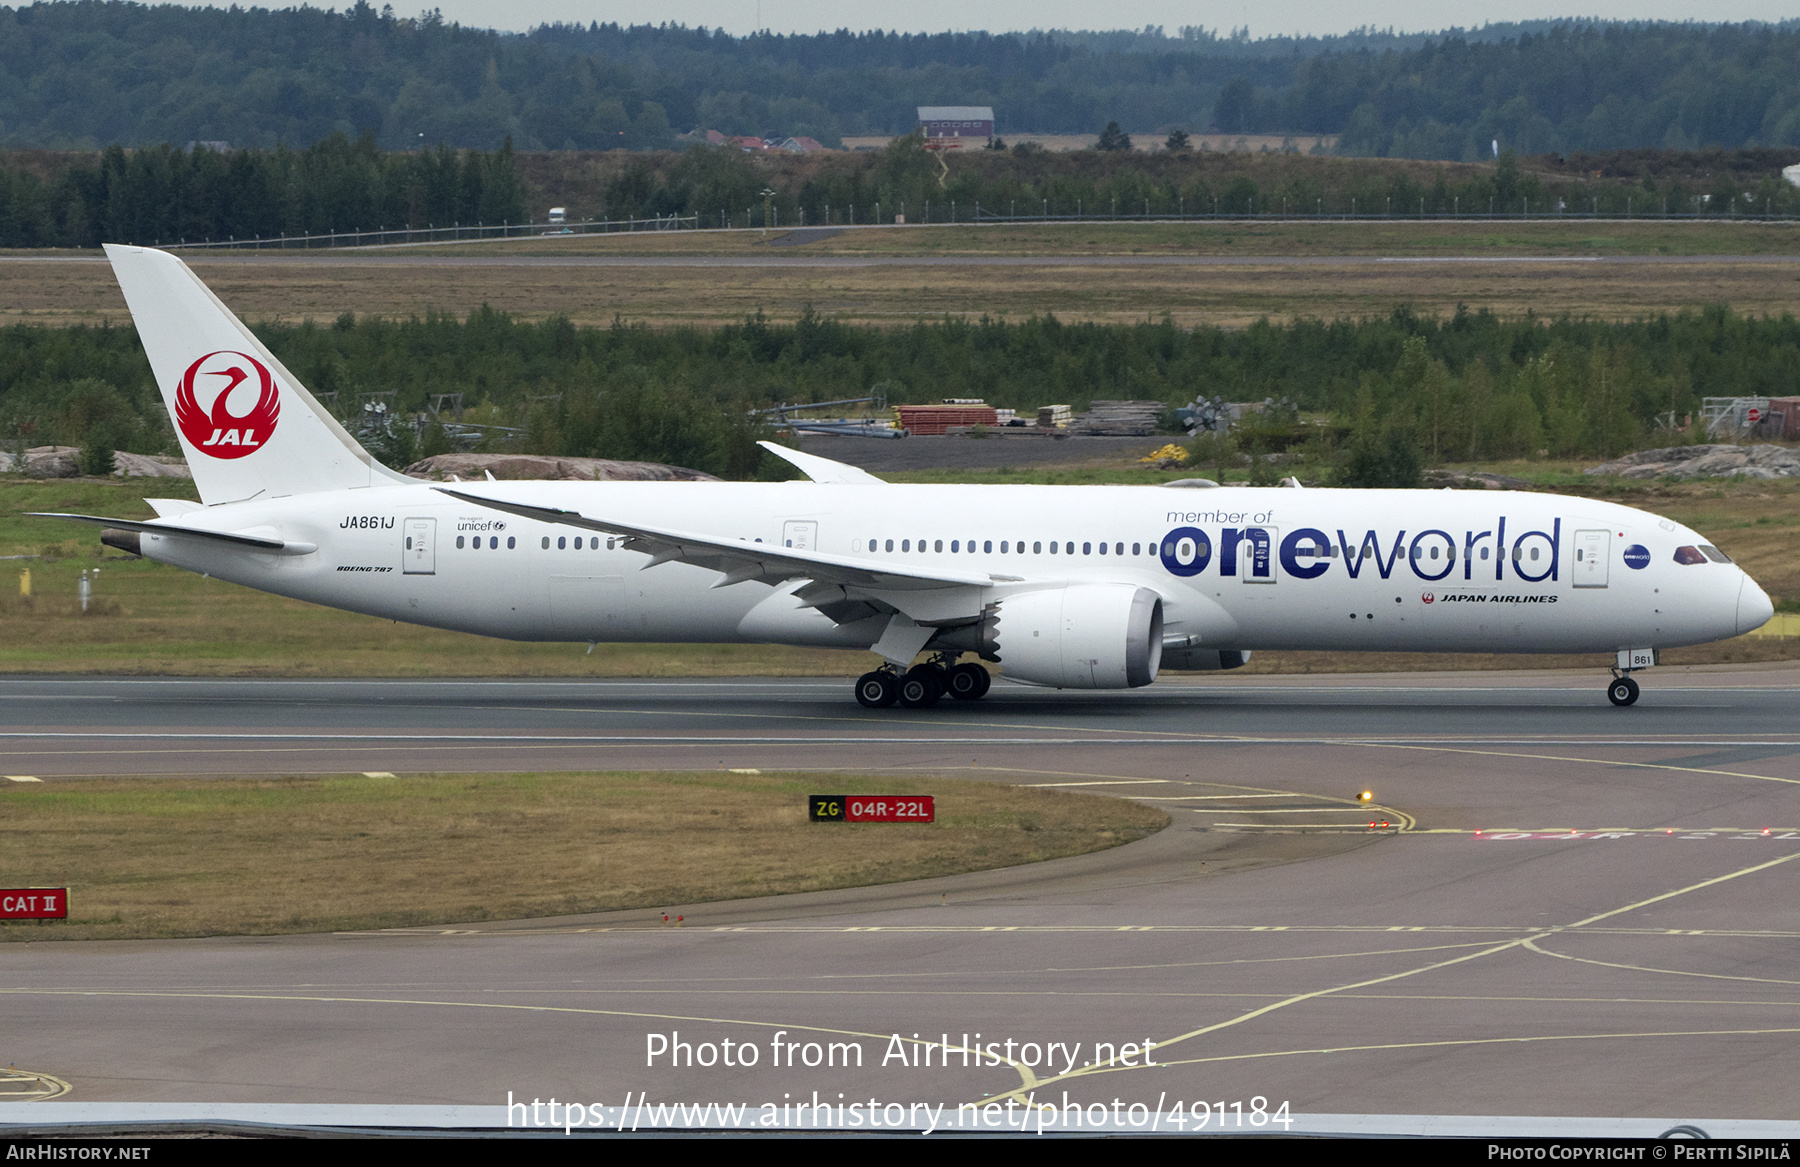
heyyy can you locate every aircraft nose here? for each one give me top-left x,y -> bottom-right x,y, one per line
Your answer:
1738,574 -> 1775,636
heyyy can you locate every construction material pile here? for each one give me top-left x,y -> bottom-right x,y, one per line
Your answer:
896,404 -> 999,435
1075,400 -> 1164,436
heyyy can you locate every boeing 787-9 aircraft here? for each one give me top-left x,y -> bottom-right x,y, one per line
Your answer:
34,245 -> 1775,709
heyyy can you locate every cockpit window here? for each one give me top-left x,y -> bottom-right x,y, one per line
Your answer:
1700,545 -> 1732,564
1673,546 -> 1707,566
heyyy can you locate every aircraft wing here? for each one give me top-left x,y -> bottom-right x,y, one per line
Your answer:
755,441 -> 888,485
435,488 -> 1002,594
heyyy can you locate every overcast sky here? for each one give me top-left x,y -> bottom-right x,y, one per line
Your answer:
405,1 -> 1798,38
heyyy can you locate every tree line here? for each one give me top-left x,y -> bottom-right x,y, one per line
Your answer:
0,134 -> 527,248
5,4 -> 1800,156
586,142 -> 1800,231
15,141 -> 1798,250
5,304 -> 1796,480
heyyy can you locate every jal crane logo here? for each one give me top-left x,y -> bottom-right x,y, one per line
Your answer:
174,350 -> 280,459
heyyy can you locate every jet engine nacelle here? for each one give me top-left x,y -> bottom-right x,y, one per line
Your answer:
991,584 -> 1163,689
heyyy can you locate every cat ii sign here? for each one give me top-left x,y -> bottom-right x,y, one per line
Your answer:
1,889 -> 68,919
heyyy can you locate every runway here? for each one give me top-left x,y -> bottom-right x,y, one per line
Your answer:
5,667 -> 1800,1132
15,252 -> 1800,268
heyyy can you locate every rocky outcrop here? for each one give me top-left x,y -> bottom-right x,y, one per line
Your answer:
1,447 -> 192,478
403,453 -> 720,482
111,452 -> 191,478
1585,444 -> 1800,480
1425,469 -> 1534,490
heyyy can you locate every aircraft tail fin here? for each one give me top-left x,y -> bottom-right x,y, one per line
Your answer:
104,244 -> 412,505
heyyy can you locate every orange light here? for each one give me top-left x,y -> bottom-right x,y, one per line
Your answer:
1358,790 -> 1374,802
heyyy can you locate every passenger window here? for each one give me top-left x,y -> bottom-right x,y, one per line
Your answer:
558,536 -> 566,550
541,537 -> 549,550
902,540 -> 910,552
455,536 -> 464,549
1098,542 -> 1108,555
1065,542 -> 1074,555
1530,547 -> 1539,561
405,537 -> 412,550
934,540 -> 943,552
885,539 -> 893,552
1430,546 -> 1438,560
1132,543 -> 1141,556
1033,542 -> 1042,554
574,537 -> 583,550
508,537 -> 516,549
1083,542 -> 1092,555
1115,543 -> 1124,555
1480,547 -> 1489,560
490,537 -> 498,549
984,540 -> 993,553
951,540 -> 959,552
1674,546 -> 1707,565
1049,542 -> 1058,554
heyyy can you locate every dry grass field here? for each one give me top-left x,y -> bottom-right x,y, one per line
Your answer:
4,220 -> 1798,330
0,771 -> 1168,940
467,218 -> 1800,257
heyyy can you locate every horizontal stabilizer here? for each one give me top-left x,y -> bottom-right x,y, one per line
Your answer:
28,513 -> 317,556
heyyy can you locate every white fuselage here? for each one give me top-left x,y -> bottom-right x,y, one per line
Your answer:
136,481 -> 1767,660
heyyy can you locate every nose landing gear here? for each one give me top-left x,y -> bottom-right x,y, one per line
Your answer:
1607,671 -> 1641,707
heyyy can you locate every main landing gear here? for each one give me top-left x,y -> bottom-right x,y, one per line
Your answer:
855,656 -> 991,709
1607,671 -> 1641,707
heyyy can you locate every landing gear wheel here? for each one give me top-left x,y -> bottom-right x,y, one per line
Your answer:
946,663 -> 990,701
1607,676 -> 1640,707
855,670 -> 898,709
898,666 -> 943,709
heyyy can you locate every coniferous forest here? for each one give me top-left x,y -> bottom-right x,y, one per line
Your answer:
1,4 -> 1799,157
